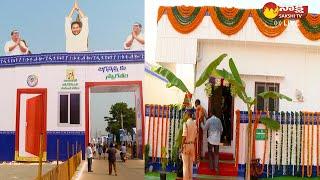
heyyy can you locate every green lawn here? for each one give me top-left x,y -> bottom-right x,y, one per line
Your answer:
145,172 -> 177,180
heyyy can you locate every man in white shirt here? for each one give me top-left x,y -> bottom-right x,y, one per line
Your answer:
65,1 -> 89,52
124,22 -> 144,50
86,143 -> 93,172
201,112 -> 223,173
4,30 -> 28,56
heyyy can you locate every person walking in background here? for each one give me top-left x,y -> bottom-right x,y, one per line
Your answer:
65,1 -> 89,52
123,22 -> 144,50
107,143 -> 117,176
98,144 -> 103,160
4,30 -> 28,56
181,108 -> 198,180
92,143 -> 97,159
86,143 -> 93,172
201,111 -> 223,174
120,143 -> 127,162
195,99 -> 207,158
102,143 -> 107,160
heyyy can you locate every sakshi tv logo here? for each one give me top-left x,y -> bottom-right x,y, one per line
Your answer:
262,2 -> 308,19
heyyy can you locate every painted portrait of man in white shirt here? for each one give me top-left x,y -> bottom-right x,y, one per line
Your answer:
65,1 -> 89,52
124,22 -> 144,51
4,30 -> 28,56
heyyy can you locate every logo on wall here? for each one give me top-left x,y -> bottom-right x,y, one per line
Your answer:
98,65 -> 129,80
61,69 -> 79,90
27,74 -> 38,87
263,2 -> 308,19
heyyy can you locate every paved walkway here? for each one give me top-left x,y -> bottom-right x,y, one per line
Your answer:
75,156 -> 144,180
0,162 -> 56,180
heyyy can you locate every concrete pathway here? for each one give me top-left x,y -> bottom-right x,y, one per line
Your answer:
75,155 -> 144,180
0,162 -> 56,180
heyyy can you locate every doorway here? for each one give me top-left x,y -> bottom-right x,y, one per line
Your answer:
15,88 -> 47,161
208,80 -> 233,146
85,81 -> 144,159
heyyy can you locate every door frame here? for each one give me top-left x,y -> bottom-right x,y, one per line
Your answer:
15,88 -> 47,161
85,81 -> 144,157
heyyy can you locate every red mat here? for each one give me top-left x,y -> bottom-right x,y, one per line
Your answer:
199,153 -> 238,176
198,161 -> 238,176
204,152 -> 234,161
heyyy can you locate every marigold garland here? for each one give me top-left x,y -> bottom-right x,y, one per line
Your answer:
166,6 -> 207,34
160,106 -> 165,159
152,105 -> 156,162
298,14 -> 320,40
157,6 -> 167,22
317,112 -> 320,176
302,112 -> 306,177
251,9 -> 288,38
208,7 -> 250,35
307,112 -> 314,177
235,110 -> 240,168
158,6 -> 320,41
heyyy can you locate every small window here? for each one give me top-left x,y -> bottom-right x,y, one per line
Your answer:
255,82 -> 279,111
59,93 -> 80,125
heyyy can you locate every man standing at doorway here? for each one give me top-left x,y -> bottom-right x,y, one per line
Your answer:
65,1 -> 89,52
86,143 -> 93,172
181,109 -> 198,180
195,99 -> 206,158
201,112 -> 223,173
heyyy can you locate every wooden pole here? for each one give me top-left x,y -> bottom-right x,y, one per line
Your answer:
57,139 -> 59,166
38,134 -> 43,180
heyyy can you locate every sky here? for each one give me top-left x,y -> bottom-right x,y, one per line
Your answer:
0,0 -> 144,56
145,0 -> 320,65
90,92 -> 135,139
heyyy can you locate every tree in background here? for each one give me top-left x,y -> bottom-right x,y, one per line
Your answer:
105,102 -> 136,144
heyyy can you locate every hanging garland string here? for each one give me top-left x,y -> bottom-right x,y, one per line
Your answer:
295,112 -> 300,174
157,6 -> 167,22
286,112 -> 289,175
275,112 -> 280,175
299,112 -> 303,176
298,14 -> 320,40
317,112 -> 320,176
302,112 -> 306,177
166,6 -> 208,34
160,106 -> 165,159
208,7 -> 250,35
235,110 -> 241,168
251,9 -> 288,38
152,105 -> 156,162
307,112 -> 314,177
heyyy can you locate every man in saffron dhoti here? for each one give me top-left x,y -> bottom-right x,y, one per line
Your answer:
201,112 -> 223,173
181,108 -> 198,180
65,1 -> 89,52
195,99 -> 206,158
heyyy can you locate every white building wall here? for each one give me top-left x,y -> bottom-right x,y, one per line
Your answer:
0,63 -> 144,132
195,40 -> 320,112
144,72 -> 183,105
156,16 -> 319,61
